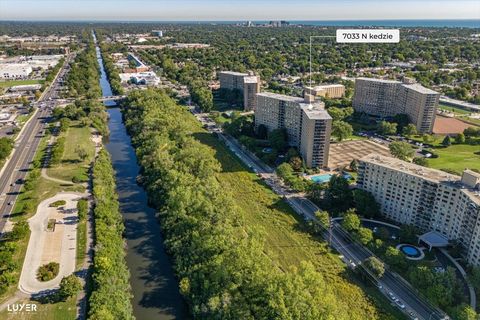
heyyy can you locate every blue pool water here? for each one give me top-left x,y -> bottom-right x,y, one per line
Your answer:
310,173 -> 352,184
400,245 -> 421,257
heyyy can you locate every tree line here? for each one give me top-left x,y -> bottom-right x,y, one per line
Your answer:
88,149 -> 134,320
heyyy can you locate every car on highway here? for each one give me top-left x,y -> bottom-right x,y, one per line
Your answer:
408,311 -> 418,320
388,292 -> 396,301
395,300 -> 406,309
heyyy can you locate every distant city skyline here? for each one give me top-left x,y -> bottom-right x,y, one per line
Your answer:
1,0 -> 479,21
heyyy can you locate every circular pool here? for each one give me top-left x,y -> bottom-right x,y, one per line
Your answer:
396,244 -> 425,260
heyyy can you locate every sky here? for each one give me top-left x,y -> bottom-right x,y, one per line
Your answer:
1,0 -> 479,21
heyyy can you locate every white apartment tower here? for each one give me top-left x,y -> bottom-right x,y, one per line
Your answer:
357,154 -> 480,266
255,92 -> 332,168
353,78 -> 440,133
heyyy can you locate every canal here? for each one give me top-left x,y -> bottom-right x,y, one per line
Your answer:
93,33 -> 189,320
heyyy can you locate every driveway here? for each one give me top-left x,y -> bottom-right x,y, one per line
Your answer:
18,192 -> 86,294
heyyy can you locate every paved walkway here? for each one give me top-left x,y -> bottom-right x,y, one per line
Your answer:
18,192 -> 87,295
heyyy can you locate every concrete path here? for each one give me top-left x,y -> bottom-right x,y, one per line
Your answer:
18,192 -> 86,295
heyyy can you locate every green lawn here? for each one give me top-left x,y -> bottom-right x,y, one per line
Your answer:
47,123 -> 95,183
195,131 -> 399,319
428,144 -> 480,175
438,104 -> 472,115
76,219 -> 87,269
0,79 -> 44,88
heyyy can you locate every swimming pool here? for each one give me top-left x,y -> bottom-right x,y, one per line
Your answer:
310,173 -> 352,184
399,245 -> 422,258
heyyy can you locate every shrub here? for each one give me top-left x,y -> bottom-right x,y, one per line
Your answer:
49,200 -> 66,207
37,262 -> 60,282
59,275 -> 82,300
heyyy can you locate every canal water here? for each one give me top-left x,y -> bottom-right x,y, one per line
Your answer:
94,33 -> 189,320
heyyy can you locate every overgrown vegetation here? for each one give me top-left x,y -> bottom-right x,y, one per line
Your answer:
88,149 -> 134,320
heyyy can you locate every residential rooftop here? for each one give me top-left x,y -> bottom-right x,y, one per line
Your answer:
402,83 -> 439,95
257,91 -> 305,103
243,76 -> 259,84
218,71 -> 249,77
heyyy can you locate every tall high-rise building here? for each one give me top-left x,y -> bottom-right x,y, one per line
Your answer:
353,78 -> 440,133
255,92 -> 332,168
357,153 -> 480,266
218,71 -> 260,111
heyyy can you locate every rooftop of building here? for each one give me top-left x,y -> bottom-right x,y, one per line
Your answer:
301,103 -> 331,120
243,76 -> 259,84
218,71 -> 249,77
360,153 -> 480,205
401,83 -> 439,95
257,91 -> 305,103
356,77 -> 400,84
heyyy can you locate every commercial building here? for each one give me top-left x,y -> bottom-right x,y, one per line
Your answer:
357,154 -> 480,266
0,64 -> 32,80
304,84 -> 345,99
255,92 -> 332,168
218,71 -> 260,111
152,30 -> 163,37
353,78 -> 440,133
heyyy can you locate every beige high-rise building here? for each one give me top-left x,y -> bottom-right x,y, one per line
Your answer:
255,92 -> 332,168
304,84 -> 345,99
353,78 -> 440,133
357,154 -> 480,266
218,71 -> 260,111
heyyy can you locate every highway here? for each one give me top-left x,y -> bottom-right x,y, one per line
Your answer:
191,107 -> 449,320
0,54 -> 73,235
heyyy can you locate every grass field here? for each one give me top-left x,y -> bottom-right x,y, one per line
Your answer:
438,104 -> 472,115
195,130 -> 402,319
0,79 -> 44,88
47,123 -> 95,183
427,144 -> 480,174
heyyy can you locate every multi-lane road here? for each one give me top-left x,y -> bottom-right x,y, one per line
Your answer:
0,54 -> 72,235
191,107 -> 449,320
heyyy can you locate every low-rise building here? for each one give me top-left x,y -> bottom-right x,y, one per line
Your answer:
357,153 -> 480,266
0,64 -> 32,79
218,71 -> 260,111
255,92 -> 332,168
304,84 -> 345,99
353,78 -> 440,133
